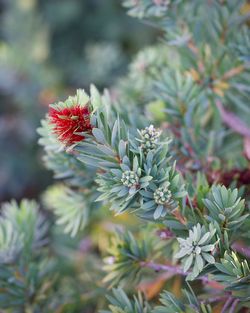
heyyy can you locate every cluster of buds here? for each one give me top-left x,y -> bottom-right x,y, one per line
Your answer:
154,186 -> 172,205
137,125 -> 161,153
121,170 -> 139,188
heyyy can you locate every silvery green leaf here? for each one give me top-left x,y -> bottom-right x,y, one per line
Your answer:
140,182 -> 151,188
120,164 -> 130,172
153,205 -> 164,219
111,120 -> 118,147
202,253 -> 215,264
212,186 -> 223,208
142,200 -> 156,210
129,187 -> 137,195
119,140 -> 127,158
170,174 -> 180,187
198,232 -> 210,245
193,225 -> 199,242
175,248 -> 188,259
90,84 -> 101,110
111,186 -> 123,193
77,155 -> 101,167
162,181 -> 170,188
186,272 -> 195,281
192,266 -> 199,279
196,224 -> 202,239
139,176 -> 153,183
195,254 -> 204,272
184,254 -> 193,272
99,161 -> 119,168
208,226 -> 216,238
203,198 -> 216,209
185,247 -> 194,256
97,144 -> 115,156
177,237 -> 186,245
133,157 -> 139,172
92,128 -> 106,144
201,244 -> 214,252
118,187 -> 129,198
228,205 -> 243,218
220,185 -> 228,205
229,188 -> 238,204
149,182 -> 157,191
139,190 -> 153,198
95,193 -> 111,202
90,115 -> 97,126
187,236 -> 193,246
122,156 -> 130,166
228,214 -> 248,225
137,167 -> 142,176
111,169 -> 123,178
146,151 -> 154,165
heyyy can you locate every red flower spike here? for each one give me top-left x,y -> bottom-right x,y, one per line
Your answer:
49,105 -> 92,145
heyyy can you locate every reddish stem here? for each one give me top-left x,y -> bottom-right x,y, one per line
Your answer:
140,261 -> 212,285
229,299 -> 240,313
221,297 -> 233,313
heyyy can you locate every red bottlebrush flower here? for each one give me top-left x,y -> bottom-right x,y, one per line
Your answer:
49,104 -> 92,145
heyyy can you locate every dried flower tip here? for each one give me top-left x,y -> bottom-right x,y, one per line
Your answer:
49,104 -> 92,145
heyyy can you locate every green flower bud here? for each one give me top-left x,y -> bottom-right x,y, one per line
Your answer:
139,125 -> 161,153
154,186 -> 172,205
121,171 -> 139,187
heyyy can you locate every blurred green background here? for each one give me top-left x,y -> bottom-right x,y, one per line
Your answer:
0,0 -> 157,202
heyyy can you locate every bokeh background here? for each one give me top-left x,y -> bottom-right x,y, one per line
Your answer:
0,0 -> 157,202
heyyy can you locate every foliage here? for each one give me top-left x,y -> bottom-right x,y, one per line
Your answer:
153,290 -> 213,313
175,223 -> 216,280
103,230 -> 164,287
203,185 -> 248,231
2,0 -> 250,312
0,200 -> 52,309
215,251 -> 250,298
43,184 -> 91,237
0,0 -> 155,201
100,288 -> 151,313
